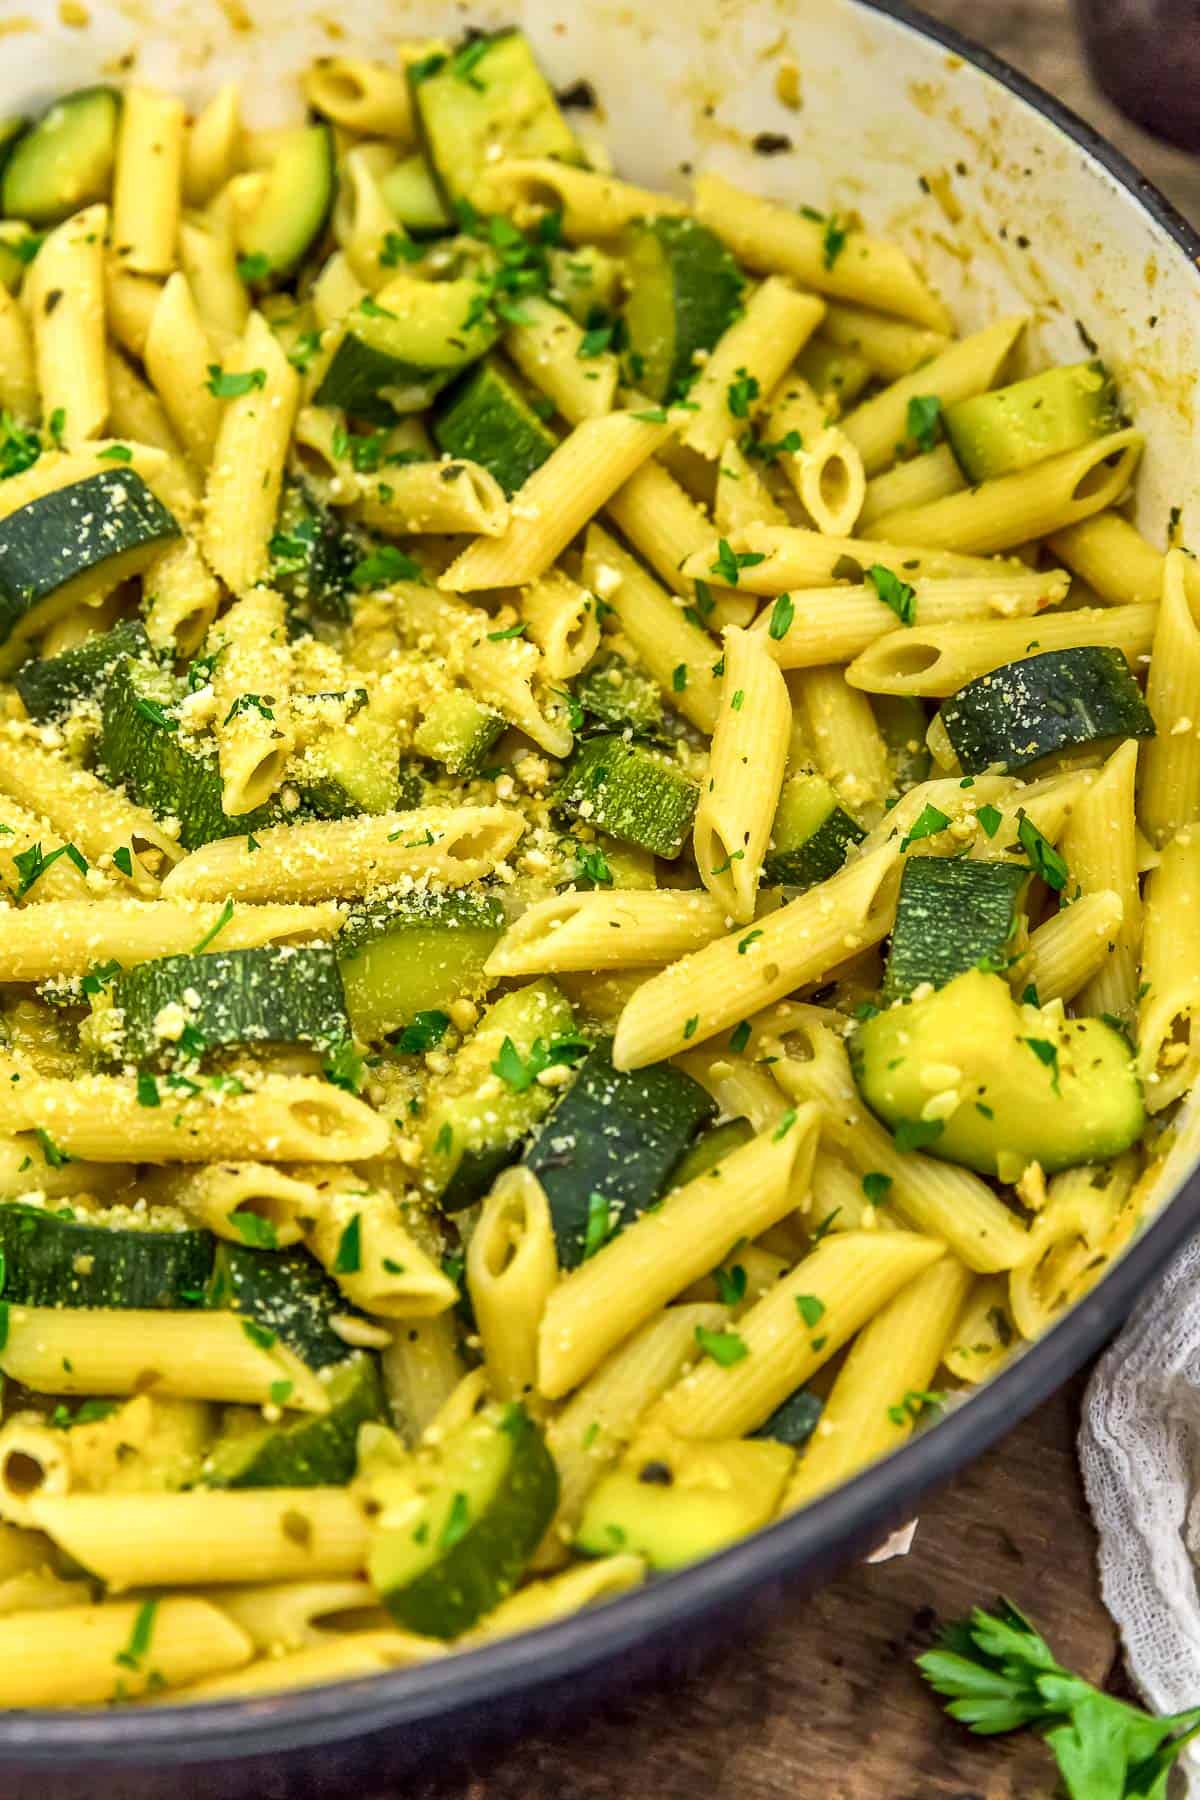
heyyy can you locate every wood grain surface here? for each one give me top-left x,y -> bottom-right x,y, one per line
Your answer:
376,7 -> 1186,1797
375,1379 -> 1115,1800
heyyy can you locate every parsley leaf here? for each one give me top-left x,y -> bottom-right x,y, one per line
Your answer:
13,840 -> 87,898
976,803 -> 1003,838
136,1070 -> 161,1109
582,1190 -> 615,1261
333,1213 -> 362,1274
191,898 -> 234,955
727,367 -> 760,419
440,1490 -> 471,1550
867,562 -> 917,626
715,1263 -> 748,1306
486,623 -> 527,641
795,1293 -> 825,1327
96,443 -> 133,462
710,538 -> 765,585
231,1211 -> 278,1249
1017,811 -> 1069,892
205,365 -> 267,397
694,1323 -> 749,1367
768,593 -> 794,640
900,804 -> 950,851
236,251 -> 271,284
905,393 -> 942,453
323,1039 -> 364,1094
392,1010 -> 450,1054
887,1387 -> 945,1427
862,1171 -> 893,1205
0,409 -> 42,480
34,1128 -> 71,1167
822,213 -> 848,269
1024,1037 -> 1060,1090
919,1596 -> 1200,1800
351,545 -> 423,589
380,229 -> 423,268
893,1117 -> 945,1153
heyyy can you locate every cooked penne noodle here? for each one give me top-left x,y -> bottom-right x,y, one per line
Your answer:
1047,510 -> 1166,605
0,1600 -> 253,1706
1138,548 -> 1200,844
582,524 -> 722,733
679,280 -> 826,460
111,87 -> 185,276
679,522 -> 1029,593
0,899 -> 343,981
693,627 -> 790,921
211,586 -> 296,815
612,844 -> 900,1070
819,299 -> 952,380
1138,829 -> 1200,1110
1059,739 -> 1142,1019
468,1167 -> 559,1402
203,310 -> 301,593
693,173 -> 952,331
845,602 -> 1157,697
503,295 -> 618,423
1022,889 -> 1125,1004
486,889 -> 728,976
160,806 -> 524,902
858,442 -> 966,528
28,204 -> 110,443
842,316 -> 1026,475
518,569 -> 600,678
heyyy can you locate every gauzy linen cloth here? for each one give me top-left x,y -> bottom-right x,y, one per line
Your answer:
1080,1101 -> 1200,1792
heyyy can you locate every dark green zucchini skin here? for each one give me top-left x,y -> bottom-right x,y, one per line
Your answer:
15,618 -> 152,723
206,1242 -> 368,1370
432,360 -> 557,496
883,855 -> 1028,1001
0,1203 -> 212,1309
523,1039 -> 716,1267
0,470 -> 178,658
104,947 -> 351,1069
270,479 -> 358,625
752,1387 -> 823,1448
555,735 -> 699,859
575,654 -> 666,741
938,646 -> 1156,774
99,656 -> 274,848
201,1355 -> 385,1488
620,216 -> 744,403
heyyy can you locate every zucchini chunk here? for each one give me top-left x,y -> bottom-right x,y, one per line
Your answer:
1,87 -> 120,224
14,617 -> 152,723
412,689 -> 505,777
202,1355 -> 384,1489
875,695 -> 932,794
269,479 -> 358,625
292,700 -> 402,818
432,359 -> 558,497
338,890 -> 504,1041
379,153 -> 454,237
556,735 -> 700,859
763,772 -> 864,889
314,278 -> 499,424
851,967 -> 1144,1178
207,1242 -> 369,1371
235,124 -> 336,281
99,656 -> 258,849
98,947 -> 351,1069
368,1401 -> 558,1638
575,653 -> 666,741
943,360 -> 1121,483
752,1387 -> 824,1449
575,1431 -> 792,1570
523,1038 -> 715,1268
0,1203 -> 212,1310
882,856 -> 1028,1001
420,980 -> 576,1210
0,471 -> 179,673
937,645 -> 1155,775
666,1117 -> 754,1191
409,30 -> 582,211
620,217 -> 744,403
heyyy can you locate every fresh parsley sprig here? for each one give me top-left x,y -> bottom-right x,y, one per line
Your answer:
919,1598 -> 1200,1800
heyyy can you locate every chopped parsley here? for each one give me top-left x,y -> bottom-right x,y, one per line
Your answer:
893,1117 -> 945,1153
672,663 -> 688,692
231,1211 -> 278,1250
768,593 -> 795,640
269,1379 -> 293,1407
351,545 -> 423,589
1024,1037 -> 1060,1090
976,803 -> 1003,838
333,1213 -> 363,1274
727,367 -> 760,419
136,1070 -> 161,1108
0,410 -> 41,480
861,1171 -> 893,1205
235,252 -> 271,284
380,230 -> 423,268
34,1128 -> 71,1167
582,1190 -> 615,1261
795,1293 -> 825,1327
714,1263 -> 748,1308
191,898 -> 234,955
729,1020 -> 751,1053
694,1324 -> 749,1367
711,538 -> 765,585
392,1010 -> 450,1054
13,840 -> 88,899
487,623 -> 527,641
241,1319 -> 277,1351
822,213 -> 848,269
223,693 -> 275,726
905,394 -> 942,453
867,562 -> 917,626
114,1599 -> 158,1672
96,443 -> 134,462
205,365 -> 267,397
887,1388 -> 945,1427
440,1490 -> 471,1550
1017,811 -> 1069,892
323,1039 -> 365,1094
899,803 -> 950,851
111,846 -> 134,877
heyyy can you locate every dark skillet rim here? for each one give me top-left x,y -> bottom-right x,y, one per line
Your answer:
8,0 -> 1200,1763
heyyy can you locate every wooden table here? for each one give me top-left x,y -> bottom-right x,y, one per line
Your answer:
367,8 -> 1194,1796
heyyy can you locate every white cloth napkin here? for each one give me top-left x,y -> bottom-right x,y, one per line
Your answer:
1081,1204 -> 1200,1791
